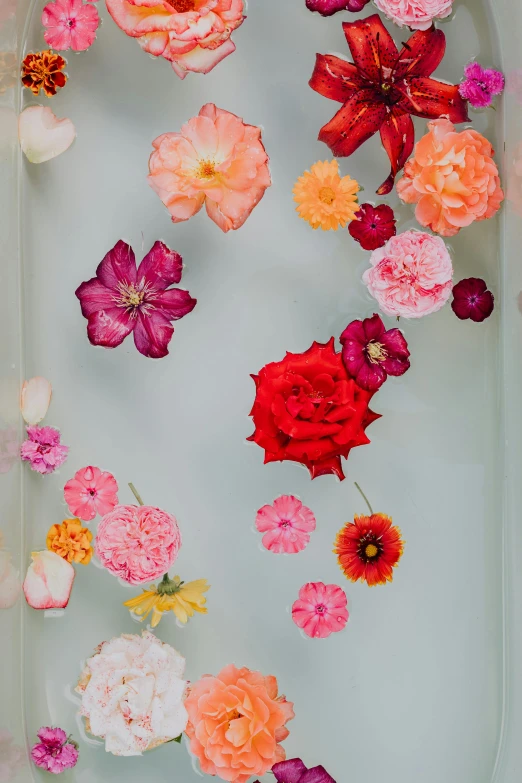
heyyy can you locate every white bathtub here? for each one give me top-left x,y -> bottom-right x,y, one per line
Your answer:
1,0 -> 522,780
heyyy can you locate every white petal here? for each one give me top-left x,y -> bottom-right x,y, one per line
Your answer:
20,376 -> 52,424
19,106 -> 76,164
23,551 -> 75,609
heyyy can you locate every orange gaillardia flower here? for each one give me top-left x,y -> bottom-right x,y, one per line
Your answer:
21,50 -> 67,97
334,483 -> 404,586
293,160 -> 359,230
46,519 -> 93,565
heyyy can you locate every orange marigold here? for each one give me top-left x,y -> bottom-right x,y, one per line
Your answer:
21,50 -> 67,97
46,519 -> 93,565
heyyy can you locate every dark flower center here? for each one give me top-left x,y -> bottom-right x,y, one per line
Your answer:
357,534 -> 382,563
168,0 -> 195,11
366,340 -> 387,364
66,18 -> 75,28
316,604 -> 326,614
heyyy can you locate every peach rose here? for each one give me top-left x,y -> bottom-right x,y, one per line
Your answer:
184,664 -> 294,783
105,0 -> 244,80
397,118 -> 504,237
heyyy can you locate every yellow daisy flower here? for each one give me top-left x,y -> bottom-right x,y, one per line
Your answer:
124,575 -> 209,628
293,160 -> 360,230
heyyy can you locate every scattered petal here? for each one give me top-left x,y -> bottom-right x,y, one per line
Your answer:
23,550 -> 75,609
19,106 -> 76,164
20,377 -> 52,425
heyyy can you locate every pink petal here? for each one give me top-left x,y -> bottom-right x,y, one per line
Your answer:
75,278 -> 117,318
133,310 -> 174,359
20,377 -> 52,425
255,504 -> 281,532
150,288 -> 197,321
272,494 -> 302,519
86,307 -> 134,348
23,551 -> 75,610
19,106 -> 75,164
136,241 -> 183,288
95,240 -> 137,289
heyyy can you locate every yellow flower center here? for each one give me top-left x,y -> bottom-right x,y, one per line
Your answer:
197,159 -> 217,180
367,341 -> 387,363
365,543 -> 379,559
168,0 -> 195,11
318,186 -> 336,205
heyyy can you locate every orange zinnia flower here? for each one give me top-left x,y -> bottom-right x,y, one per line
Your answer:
334,512 -> 404,586
293,160 -> 359,231
46,519 -> 93,565
21,50 -> 67,97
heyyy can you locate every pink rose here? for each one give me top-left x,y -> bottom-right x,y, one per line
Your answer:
374,0 -> 453,30
362,230 -> 453,319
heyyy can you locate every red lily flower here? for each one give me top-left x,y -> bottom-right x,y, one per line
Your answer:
309,14 -> 469,194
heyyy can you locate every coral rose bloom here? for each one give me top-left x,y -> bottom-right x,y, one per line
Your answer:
185,664 -> 294,783
106,0 -> 244,79
397,119 -> 504,237
148,103 -> 271,233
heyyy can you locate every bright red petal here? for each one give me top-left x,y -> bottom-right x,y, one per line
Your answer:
318,89 -> 386,157
309,53 -> 365,103
377,110 -> 414,195
342,15 -> 398,85
394,27 -> 446,79
396,77 -> 470,123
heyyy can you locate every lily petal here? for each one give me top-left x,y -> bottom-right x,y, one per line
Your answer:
20,377 -> 52,425
318,89 -> 386,157
396,77 -> 470,123
19,106 -> 75,164
342,14 -> 398,84
309,53 -> 364,103
394,27 -> 446,80
377,109 -> 414,195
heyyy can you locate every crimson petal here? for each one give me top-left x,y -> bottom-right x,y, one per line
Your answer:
272,758 -> 308,783
342,15 -> 398,84
396,77 -> 470,122
86,308 -> 134,349
150,288 -> 197,321
377,109 -> 414,195
133,310 -> 174,359
95,240 -> 136,289
379,329 -> 411,376
394,27 -> 446,80
301,766 -> 337,783
318,89 -> 386,157
136,240 -> 183,289
309,54 -> 365,103
75,279 -> 116,318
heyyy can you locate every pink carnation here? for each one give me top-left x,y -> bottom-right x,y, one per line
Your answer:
292,582 -> 349,639
255,496 -> 316,554
20,425 -> 68,475
31,727 -> 78,774
64,466 -> 119,521
374,0 -> 453,30
42,0 -> 99,52
459,62 -> 505,109
362,230 -> 453,319
95,504 -> 181,584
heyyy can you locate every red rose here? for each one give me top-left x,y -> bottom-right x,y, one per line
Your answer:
248,339 -> 380,480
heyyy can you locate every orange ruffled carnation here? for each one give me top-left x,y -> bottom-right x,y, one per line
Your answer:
293,160 -> 359,230
334,513 -> 403,586
21,50 -> 67,97
184,664 -> 294,783
46,519 -> 93,565
397,118 -> 504,237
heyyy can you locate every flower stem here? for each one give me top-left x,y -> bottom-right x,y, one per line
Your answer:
128,483 -> 144,506
354,482 -> 373,515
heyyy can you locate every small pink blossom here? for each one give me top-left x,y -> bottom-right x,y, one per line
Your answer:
64,466 -> 118,521
20,425 -> 68,475
255,496 -> 316,554
292,582 -> 349,639
459,62 -> 505,109
374,0 -> 453,30
42,0 -> 99,52
31,727 -> 78,774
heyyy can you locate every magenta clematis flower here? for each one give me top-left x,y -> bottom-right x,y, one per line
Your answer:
21,425 -> 68,474
75,240 -> 197,359
340,314 -> 410,391
459,62 -> 505,109
451,278 -> 494,322
255,757 -> 336,782
306,0 -> 370,14
31,727 -> 79,774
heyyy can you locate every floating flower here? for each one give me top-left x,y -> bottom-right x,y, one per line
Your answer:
348,203 -> 396,251
31,728 -> 78,775
397,118 -> 504,237
106,0 -> 244,79
42,0 -> 99,52
340,313 -> 410,391
148,103 -> 271,233
19,106 -> 76,164
76,631 -> 188,756
293,160 -> 359,231
185,664 -> 294,783
46,519 -> 93,565
124,574 -> 209,627
459,62 -> 504,108
21,50 -> 67,97
374,0 -> 453,29
268,758 -> 336,783
309,14 -> 468,194
23,550 -> 75,609
64,466 -> 118,521
306,0 -> 371,17
20,425 -> 68,475
249,338 -> 380,481
95,503 -> 181,584
292,582 -> 348,639
75,240 -> 196,359
255,495 -> 316,554
363,230 -> 453,319
20,377 -> 52,425
451,278 -> 494,322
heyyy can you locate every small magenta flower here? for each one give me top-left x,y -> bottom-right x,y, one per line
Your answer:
459,62 -> 505,108
31,727 -> 79,774
21,425 -> 68,474
340,314 -> 410,392
306,0 -> 370,15
348,203 -> 396,251
451,278 -> 495,322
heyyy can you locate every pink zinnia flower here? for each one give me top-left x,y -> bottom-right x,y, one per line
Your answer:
459,62 -> 505,109
64,466 -> 119,521
95,504 -> 182,584
306,0 -> 370,15
20,425 -> 68,475
292,582 -> 348,639
451,278 -> 495,322
31,727 -> 79,774
348,204 -> 396,251
75,240 -> 196,359
42,0 -> 99,52
340,314 -> 410,391
255,496 -> 316,554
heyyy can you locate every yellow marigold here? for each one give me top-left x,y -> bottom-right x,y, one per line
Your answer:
46,518 -> 93,565
293,160 -> 359,230
124,575 -> 209,628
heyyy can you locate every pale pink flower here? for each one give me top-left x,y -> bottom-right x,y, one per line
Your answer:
148,103 -> 271,233
31,727 -> 78,774
255,496 -> 316,554
292,582 -> 349,639
95,504 -> 181,584
20,377 -> 52,425
64,466 -> 119,521
42,0 -> 100,52
20,425 -> 68,475
374,0 -> 453,30
362,230 -> 453,319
